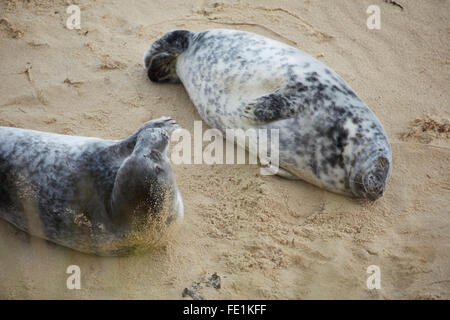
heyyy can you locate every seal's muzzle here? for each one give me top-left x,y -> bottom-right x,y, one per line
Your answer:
351,156 -> 390,201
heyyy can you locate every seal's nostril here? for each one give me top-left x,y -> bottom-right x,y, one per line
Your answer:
363,172 -> 386,201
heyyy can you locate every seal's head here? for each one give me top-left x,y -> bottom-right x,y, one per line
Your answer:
143,30 -> 193,83
350,152 -> 391,201
112,119 -> 184,229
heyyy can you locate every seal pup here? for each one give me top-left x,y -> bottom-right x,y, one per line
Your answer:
143,29 -> 392,200
0,117 -> 183,255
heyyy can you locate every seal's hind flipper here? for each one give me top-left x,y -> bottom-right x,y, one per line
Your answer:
242,91 -> 302,124
143,30 -> 194,83
147,52 -> 180,83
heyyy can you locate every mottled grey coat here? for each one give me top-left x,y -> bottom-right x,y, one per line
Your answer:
144,29 -> 392,200
0,117 -> 183,255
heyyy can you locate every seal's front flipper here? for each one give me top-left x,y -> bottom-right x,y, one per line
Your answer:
140,116 -> 179,133
117,117 -> 179,155
275,168 -> 301,180
260,163 -> 300,180
242,91 -> 302,125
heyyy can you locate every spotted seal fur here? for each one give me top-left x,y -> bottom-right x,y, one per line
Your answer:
0,117 -> 183,255
143,29 -> 392,200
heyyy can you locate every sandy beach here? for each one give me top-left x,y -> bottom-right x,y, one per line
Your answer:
0,0 -> 449,299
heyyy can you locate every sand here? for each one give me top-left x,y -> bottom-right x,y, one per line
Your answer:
0,0 -> 449,299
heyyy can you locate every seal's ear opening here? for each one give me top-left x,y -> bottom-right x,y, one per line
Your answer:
147,52 -> 180,83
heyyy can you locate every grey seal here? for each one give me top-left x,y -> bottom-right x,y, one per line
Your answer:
0,117 -> 183,255
143,29 -> 392,200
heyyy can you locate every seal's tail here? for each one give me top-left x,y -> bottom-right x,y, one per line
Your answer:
143,30 -> 193,83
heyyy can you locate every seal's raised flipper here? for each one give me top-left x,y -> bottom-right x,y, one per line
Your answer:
137,116 -> 179,134
143,30 -> 193,83
242,91 -> 302,124
117,117 -> 179,154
